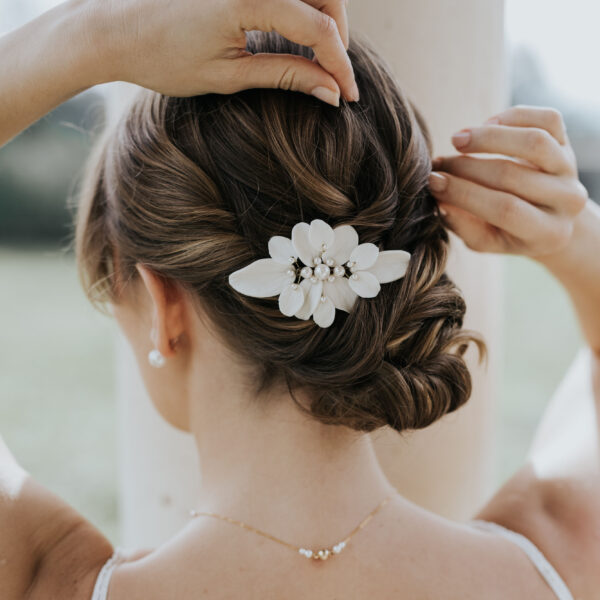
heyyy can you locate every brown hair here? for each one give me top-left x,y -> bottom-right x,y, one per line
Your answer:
74,32 -> 483,434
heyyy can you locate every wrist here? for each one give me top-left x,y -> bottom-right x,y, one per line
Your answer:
55,0 -> 119,88
536,199 -> 600,279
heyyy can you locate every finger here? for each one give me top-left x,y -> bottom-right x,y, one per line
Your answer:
450,124 -> 572,175
485,105 -> 568,145
428,171 -> 555,240
231,53 -> 341,105
306,0 -> 349,49
434,155 -> 588,215
242,0 -> 358,101
438,201 -> 509,254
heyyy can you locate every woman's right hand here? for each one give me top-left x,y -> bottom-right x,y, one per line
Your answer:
0,0 -> 354,146
87,0 -> 356,105
428,105 -> 589,260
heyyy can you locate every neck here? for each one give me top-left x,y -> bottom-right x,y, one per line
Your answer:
188,379 -> 397,545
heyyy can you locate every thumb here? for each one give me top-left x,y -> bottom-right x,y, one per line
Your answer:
231,53 -> 341,106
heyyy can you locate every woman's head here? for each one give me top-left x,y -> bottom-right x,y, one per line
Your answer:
75,32 -> 481,433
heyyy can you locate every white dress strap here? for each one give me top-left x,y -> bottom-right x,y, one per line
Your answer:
91,547 -> 126,600
470,520 -> 574,600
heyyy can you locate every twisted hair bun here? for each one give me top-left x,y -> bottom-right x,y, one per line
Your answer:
76,31 -> 483,433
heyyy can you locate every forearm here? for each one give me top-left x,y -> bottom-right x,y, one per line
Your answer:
0,0 -> 109,147
537,199 -> 600,357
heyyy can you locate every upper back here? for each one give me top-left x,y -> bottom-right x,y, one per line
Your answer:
105,498 -> 570,600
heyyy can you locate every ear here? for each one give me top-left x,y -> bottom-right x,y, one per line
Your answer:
135,263 -> 186,358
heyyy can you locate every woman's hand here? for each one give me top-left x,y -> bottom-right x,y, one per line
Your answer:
430,104 -> 600,356
428,105 -> 589,260
0,0 -> 355,147
93,0 -> 357,105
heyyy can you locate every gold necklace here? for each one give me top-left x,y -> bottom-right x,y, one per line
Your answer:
190,496 -> 391,561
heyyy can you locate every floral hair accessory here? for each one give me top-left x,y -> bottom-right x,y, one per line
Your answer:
228,219 -> 411,328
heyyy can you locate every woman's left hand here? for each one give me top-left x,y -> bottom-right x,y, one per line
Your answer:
428,105 -> 589,260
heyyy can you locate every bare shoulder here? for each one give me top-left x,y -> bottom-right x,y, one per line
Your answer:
475,464 -> 600,599
0,437 -> 113,600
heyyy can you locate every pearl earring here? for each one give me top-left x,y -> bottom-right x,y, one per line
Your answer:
148,348 -> 166,368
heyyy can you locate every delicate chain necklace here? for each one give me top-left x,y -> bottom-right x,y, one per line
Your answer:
190,496 -> 391,561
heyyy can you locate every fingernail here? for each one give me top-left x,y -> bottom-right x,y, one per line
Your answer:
348,81 -> 360,102
310,86 -> 340,107
452,130 -> 471,149
485,116 -> 500,124
429,172 -> 448,193
431,157 -> 443,170
438,203 -> 449,217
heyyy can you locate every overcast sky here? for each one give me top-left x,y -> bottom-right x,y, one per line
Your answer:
506,0 -> 600,110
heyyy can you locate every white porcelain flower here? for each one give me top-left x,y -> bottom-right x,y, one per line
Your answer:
228,219 -> 411,328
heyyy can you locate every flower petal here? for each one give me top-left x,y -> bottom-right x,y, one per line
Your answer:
228,258 -> 293,297
309,219 -> 335,251
294,279 -> 323,320
349,243 -> 379,270
368,250 -> 411,283
291,222 -> 315,268
323,277 -> 357,313
278,283 -> 305,316
268,236 -> 297,265
327,225 -> 359,265
348,270 -> 381,298
312,296 -> 336,328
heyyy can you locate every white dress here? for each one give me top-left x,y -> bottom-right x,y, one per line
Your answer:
91,520 -> 574,600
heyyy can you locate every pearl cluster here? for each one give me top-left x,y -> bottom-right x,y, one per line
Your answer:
284,243 -> 359,303
298,541 -> 346,560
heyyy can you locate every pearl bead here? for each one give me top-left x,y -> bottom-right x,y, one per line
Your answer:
326,258 -> 335,266
314,263 -> 330,280
148,349 -> 166,368
320,295 -> 326,302
351,273 -> 358,280
300,266 -> 313,278
327,275 -> 335,282
313,256 -> 322,265
321,242 -> 328,250
333,265 -> 345,277
332,541 -> 346,554
291,283 -> 298,289
349,266 -> 357,273
310,276 -> 317,283
288,256 -> 295,263
286,268 -> 295,276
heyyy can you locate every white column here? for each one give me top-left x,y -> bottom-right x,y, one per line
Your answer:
116,0 -> 506,546
116,337 -> 201,548
349,0 -> 506,519
104,84 -> 203,549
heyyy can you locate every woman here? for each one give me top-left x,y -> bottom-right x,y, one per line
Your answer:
1,1 -> 599,599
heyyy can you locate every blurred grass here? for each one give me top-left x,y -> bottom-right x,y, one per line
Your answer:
0,244 -> 118,542
0,245 -> 583,543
